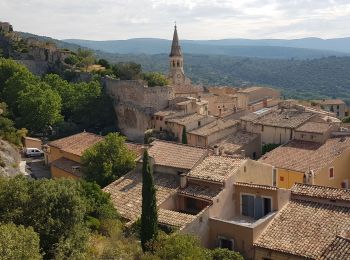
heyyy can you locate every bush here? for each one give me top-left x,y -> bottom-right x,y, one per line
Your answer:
210,248 -> 244,260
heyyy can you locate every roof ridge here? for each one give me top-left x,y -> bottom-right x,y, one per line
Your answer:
150,139 -> 208,150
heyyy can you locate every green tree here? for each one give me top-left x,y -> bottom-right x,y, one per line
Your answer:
98,58 -> 111,69
140,149 -> 158,252
0,223 -> 42,260
112,62 -> 142,80
210,248 -> 244,260
0,58 -> 29,94
143,72 -> 169,87
182,126 -> 188,144
17,82 -> 63,132
153,233 -> 209,260
82,133 -> 136,187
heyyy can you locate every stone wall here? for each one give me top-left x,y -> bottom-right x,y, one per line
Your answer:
104,77 -> 174,141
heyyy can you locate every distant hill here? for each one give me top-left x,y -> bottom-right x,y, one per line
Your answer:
64,38 -> 350,59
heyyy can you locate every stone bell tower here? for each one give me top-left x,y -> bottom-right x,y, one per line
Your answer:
169,24 -> 187,85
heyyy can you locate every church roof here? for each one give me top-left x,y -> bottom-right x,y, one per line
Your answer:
169,25 -> 182,57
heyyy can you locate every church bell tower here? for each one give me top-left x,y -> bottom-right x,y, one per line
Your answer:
169,24 -> 186,85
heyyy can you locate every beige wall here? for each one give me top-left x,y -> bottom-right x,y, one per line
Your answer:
46,146 -> 81,165
235,160 -> 274,186
294,131 -> 325,143
321,103 -> 347,119
314,149 -> 350,188
23,137 -> 42,149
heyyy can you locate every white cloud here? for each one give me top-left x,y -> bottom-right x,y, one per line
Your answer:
0,0 -> 349,40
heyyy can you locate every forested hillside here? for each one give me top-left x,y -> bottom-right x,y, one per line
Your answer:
98,52 -> 350,103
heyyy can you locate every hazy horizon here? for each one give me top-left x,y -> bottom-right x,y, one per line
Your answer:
1,0 -> 350,41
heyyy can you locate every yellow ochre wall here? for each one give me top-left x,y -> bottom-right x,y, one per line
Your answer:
51,166 -> 79,180
47,146 -> 81,164
277,168 -> 304,189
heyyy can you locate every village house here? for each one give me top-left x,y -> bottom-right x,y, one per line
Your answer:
254,183 -> 350,260
259,135 -> 350,189
104,140 -> 290,259
315,99 -> 348,119
44,132 -> 103,179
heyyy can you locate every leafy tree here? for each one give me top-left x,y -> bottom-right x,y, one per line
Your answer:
0,58 -> 29,94
210,248 -> 244,260
0,223 -> 42,260
141,149 -> 158,252
153,233 -> 209,260
17,82 -> 63,132
76,48 -> 95,70
98,58 -> 111,69
2,70 -> 39,115
143,72 -> 169,87
64,54 -> 80,65
82,133 -> 136,187
182,126 -> 188,144
112,62 -> 142,80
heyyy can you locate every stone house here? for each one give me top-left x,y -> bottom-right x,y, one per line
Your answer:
22,136 -> 42,150
187,119 -> 239,147
44,132 -> 103,179
315,99 -> 347,119
259,136 -> 350,189
254,184 -> 350,260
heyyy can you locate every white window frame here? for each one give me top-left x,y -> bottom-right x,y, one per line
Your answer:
329,167 -> 335,179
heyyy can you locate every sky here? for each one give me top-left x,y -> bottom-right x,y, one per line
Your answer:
1,0 -> 350,40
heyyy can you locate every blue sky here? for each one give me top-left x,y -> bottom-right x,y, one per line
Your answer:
1,0 -> 350,40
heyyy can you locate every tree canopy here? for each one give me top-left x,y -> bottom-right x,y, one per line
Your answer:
81,133 -> 136,187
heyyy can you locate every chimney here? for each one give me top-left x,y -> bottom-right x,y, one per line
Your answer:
240,149 -> 245,158
180,173 -> 187,189
214,145 -> 219,155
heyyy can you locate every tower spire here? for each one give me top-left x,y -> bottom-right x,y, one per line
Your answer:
169,23 -> 182,57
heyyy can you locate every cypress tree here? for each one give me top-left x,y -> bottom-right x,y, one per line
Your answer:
140,149 -> 158,251
182,126 -> 188,144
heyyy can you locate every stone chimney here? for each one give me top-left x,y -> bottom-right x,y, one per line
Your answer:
214,145 -> 220,155
240,149 -> 245,158
180,173 -> 187,189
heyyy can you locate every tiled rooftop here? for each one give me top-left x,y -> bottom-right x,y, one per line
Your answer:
237,86 -> 264,93
319,236 -> 350,259
317,99 -> 346,105
296,121 -> 333,134
158,209 -> 196,228
254,198 -> 350,258
187,156 -> 246,183
234,182 -> 278,191
125,142 -> 144,157
48,132 -> 103,156
166,113 -> 207,125
148,140 -> 208,170
188,119 -> 239,137
292,183 -> 350,202
103,170 -> 178,223
212,131 -> 258,155
253,109 -> 314,128
178,183 -> 222,201
51,158 -> 82,177
154,110 -> 181,117
259,137 -> 350,173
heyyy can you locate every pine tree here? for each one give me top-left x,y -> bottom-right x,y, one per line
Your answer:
182,126 -> 188,144
140,149 -> 158,251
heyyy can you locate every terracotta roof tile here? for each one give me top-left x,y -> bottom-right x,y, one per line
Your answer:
319,236 -> 350,259
254,198 -> 350,258
234,182 -> 278,191
187,156 -> 246,183
103,170 -> 178,223
148,140 -> 208,170
212,131 -> 259,155
48,132 -> 103,156
292,183 -> 350,202
51,158 -> 82,177
188,119 -> 239,137
166,113 -> 208,125
178,183 -> 222,200
158,209 -> 196,228
296,122 -> 333,134
253,109 -> 314,128
259,137 -> 350,173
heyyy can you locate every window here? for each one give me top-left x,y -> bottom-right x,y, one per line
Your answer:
218,237 -> 234,251
261,125 -> 264,132
280,176 -> 284,182
311,135 -> 314,140
301,134 -> 304,139
198,121 -> 201,127
337,105 -> 340,110
341,180 -> 349,189
159,127 -> 162,131
241,194 -> 272,220
329,167 -> 334,179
